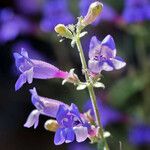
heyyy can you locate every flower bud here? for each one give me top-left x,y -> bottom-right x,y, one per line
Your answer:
44,119 -> 59,132
55,24 -> 73,39
81,1 -> 103,26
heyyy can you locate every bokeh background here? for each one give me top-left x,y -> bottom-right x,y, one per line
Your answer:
0,0 -> 150,150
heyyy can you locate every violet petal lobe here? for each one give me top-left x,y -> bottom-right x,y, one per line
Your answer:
89,36 -> 101,59
101,35 -> 116,52
64,128 -> 75,143
24,109 -> 40,129
15,73 -> 27,91
56,105 -> 69,125
73,126 -> 88,142
54,128 -> 66,145
110,57 -> 126,70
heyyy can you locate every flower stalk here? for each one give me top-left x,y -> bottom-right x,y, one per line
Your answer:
75,31 -> 109,150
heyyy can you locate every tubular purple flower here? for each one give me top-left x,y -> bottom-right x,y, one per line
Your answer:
24,87 -> 68,128
88,35 -> 126,74
14,49 -> 69,90
24,88 -> 95,144
54,104 -> 90,145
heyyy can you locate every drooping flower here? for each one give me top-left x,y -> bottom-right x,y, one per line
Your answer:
80,0 -> 117,25
24,88 -> 95,145
84,99 -> 127,127
128,124 -> 150,145
122,0 -> 150,23
0,8 -> 31,43
88,35 -> 126,74
13,49 -> 69,90
24,87 -> 69,128
40,0 -> 74,32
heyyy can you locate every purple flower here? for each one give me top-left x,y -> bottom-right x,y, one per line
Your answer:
14,49 -> 69,90
84,99 -> 126,127
128,124 -> 150,145
24,88 -> 93,144
40,0 -> 74,32
80,0 -> 117,25
54,103 -> 89,145
0,8 -> 31,43
122,0 -> 150,23
24,87 -> 69,128
88,35 -> 126,74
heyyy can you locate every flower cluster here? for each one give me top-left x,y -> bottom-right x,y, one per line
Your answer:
22,87 -> 98,145
14,1 -> 126,147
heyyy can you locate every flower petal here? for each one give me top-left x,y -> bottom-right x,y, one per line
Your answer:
26,67 -> 34,83
54,128 -> 65,145
15,73 -> 27,91
99,60 -> 114,72
101,35 -> 116,50
73,126 -> 88,142
70,103 -> 81,119
88,60 -> 100,74
110,57 -> 126,70
64,128 -> 75,143
24,109 -> 40,129
21,48 -> 29,57
89,36 -> 101,59
56,105 -> 69,125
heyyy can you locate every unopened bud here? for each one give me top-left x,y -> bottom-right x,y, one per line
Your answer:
82,1 -> 103,26
44,119 -> 59,132
55,24 -> 73,39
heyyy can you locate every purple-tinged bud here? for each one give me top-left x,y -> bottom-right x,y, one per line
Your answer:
81,1 -> 103,26
55,24 -> 73,39
44,119 -> 59,132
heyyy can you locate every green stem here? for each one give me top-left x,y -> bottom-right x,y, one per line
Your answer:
75,35 -> 109,150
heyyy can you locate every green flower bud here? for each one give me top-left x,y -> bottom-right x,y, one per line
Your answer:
44,119 -> 59,132
81,1 -> 103,26
55,24 -> 73,39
